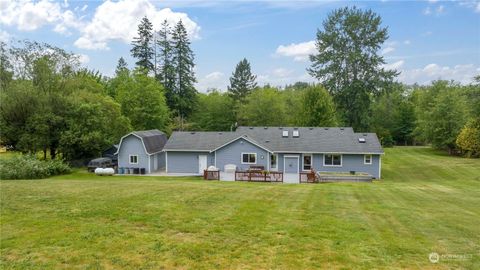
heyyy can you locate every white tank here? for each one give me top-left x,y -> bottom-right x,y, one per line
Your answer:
94,167 -> 115,176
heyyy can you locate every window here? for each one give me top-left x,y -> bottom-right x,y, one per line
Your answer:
324,154 -> 342,166
270,154 -> 278,170
129,155 -> 138,164
364,154 -> 372,165
241,153 -> 256,164
303,154 -> 312,171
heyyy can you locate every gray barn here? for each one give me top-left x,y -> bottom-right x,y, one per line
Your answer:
116,130 -> 167,174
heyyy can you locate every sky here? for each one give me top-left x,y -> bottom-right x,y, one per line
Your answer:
1,0 -> 479,92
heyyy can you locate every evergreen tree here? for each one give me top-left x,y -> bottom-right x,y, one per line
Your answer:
115,57 -> 128,76
130,16 -> 154,73
308,6 -> 397,131
171,20 -> 197,120
228,58 -> 257,101
156,20 -> 175,92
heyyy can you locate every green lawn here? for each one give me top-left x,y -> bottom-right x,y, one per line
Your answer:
1,147 -> 479,269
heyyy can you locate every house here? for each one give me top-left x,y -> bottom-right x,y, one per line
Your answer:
163,126 -> 384,181
116,130 -> 167,173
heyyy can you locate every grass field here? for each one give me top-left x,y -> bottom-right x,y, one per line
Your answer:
1,147 -> 479,269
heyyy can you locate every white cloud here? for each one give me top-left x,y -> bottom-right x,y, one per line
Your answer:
436,5 -> 445,14
0,30 -> 11,42
458,1 -> 480,13
398,63 -> 479,85
0,0 -> 200,51
424,7 -> 432,15
0,0 -> 79,32
383,60 -> 404,70
403,40 -> 411,45
196,71 -> 226,92
77,54 -> 90,64
424,4 -> 445,16
257,68 -> 315,87
275,40 -> 316,61
74,0 -> 200,50
381,47 -> 395,55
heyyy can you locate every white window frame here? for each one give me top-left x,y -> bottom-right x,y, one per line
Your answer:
323,154 -> 342,167
364,154 -> 372,165
129,155 -> 138,164
241,152 -> 257,164
270,154 -> 278,170
302,154 -> 312,171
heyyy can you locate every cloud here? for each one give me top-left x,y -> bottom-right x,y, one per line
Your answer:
403,40 -> 411,45
196,71 -> 226,92
383,60 -> 405,70
398,63 -> 479,85
0,30 -> 11,42
0,0 -> 78,31
257,68 -> 315,87
0,0 -> 200,51
424,4 -> 445,16
77,54 -> 90,64
423,7 -> 432,15
275,40 -> 316,61
381,47 -> 395,55
458,1 -> 480,13
74,0 -> 200,50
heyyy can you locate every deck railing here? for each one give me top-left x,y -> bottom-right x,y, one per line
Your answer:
203,170 -> 220,180
299,171 -> 317,183
235,171 -> 283,182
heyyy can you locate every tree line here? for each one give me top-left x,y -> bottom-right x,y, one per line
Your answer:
0,7 -> 478,162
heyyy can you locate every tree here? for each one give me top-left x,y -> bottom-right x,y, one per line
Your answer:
115,57 -> 128,76
456,118 -> 480,157
190,91 -> 236,131
228,58 -> 257,101
170,20 -> 197,120
237,87 -> 286,126
0,42 -> 13,90
308,6 -> 397,130
156,20 -> 175,93
130,16 -> 154,73
116,69 -> 170,131
298,85 -> 337,126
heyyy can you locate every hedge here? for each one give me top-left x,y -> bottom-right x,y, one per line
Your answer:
0,155 -> 71,180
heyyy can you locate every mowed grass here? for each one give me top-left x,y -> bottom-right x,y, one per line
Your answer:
1,147 -> 479,269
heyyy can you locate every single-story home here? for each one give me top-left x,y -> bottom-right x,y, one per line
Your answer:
116,129 -> 167,173
163,126 -> 383,179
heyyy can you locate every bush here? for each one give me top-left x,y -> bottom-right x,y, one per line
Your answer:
0,155 -> 71,180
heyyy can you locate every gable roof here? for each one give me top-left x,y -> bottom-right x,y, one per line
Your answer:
164,127 -> 383,154
116,129 -> 167,155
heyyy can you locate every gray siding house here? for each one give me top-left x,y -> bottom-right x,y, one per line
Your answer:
163,127 -> 384,179
116,130 -> 167,173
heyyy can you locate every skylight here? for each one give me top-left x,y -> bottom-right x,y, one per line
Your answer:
293,130 -> 299,137
282,130 -> 289,137
358,138 -> 366,143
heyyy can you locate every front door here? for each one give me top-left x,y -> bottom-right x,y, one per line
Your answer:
198,155 -> 208,174
284,156 -> 299,174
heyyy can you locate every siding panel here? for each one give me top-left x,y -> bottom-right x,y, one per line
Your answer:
215,138 -> 269,171
118,135 -> 150,173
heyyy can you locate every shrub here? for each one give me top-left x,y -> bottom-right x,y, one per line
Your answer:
456,118 -> 480,158
0,155 -> 71,180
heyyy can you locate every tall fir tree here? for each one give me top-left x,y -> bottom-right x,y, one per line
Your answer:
115,57 -> 128,76
156,20 -> 175,97
308,6 -> 397,131
171,20 -> 197,120
130,16 -> 154,73
228,58 -> 257,101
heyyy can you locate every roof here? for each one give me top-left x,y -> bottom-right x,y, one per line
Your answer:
164,126 -> 384,154
117,129 -> 167,155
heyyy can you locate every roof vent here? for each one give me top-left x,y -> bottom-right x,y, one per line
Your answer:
282,130 -> 289,137
218,132 -> 222,135
265,140 -> 270,143
190,132 -> 195,134
324,128 -> 329,130
363,133 -> 367,136
359,138 -> 366,143
309,127 -> 314,130
293,130 -> 299,137
279,127 -> 283,130
340,128 -> 344,130
249,127 -> 254,129
264,127 -> 268,129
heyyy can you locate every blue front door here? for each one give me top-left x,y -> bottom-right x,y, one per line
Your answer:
284,156 -> 299,173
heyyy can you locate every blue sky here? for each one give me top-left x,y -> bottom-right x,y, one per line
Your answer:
1,0 -> 479,92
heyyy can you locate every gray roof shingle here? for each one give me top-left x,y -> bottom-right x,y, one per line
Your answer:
164,127 -> 383,154
132,129 -> 167,154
